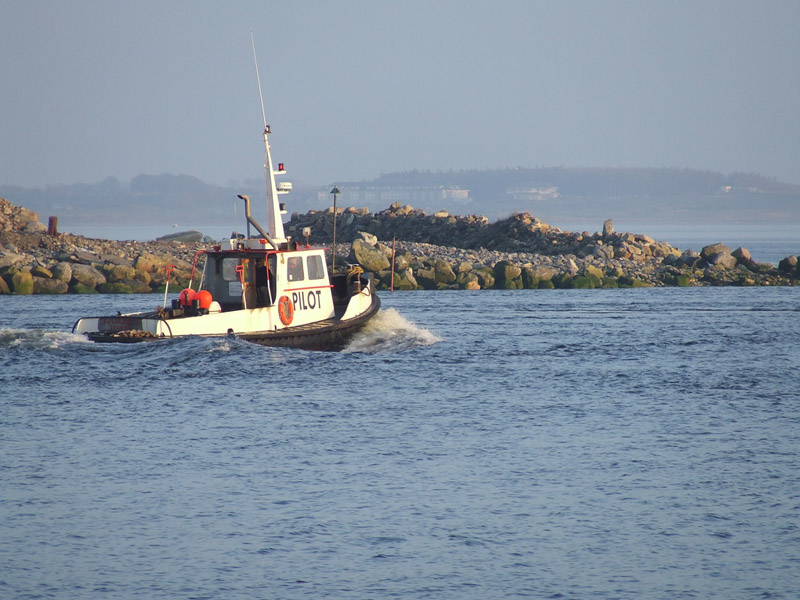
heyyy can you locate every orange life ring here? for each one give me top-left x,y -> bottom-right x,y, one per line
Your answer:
278,295 -> 294,325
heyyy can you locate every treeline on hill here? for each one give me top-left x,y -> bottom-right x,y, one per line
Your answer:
373,167 -> 798,197
1,167 -> 798,227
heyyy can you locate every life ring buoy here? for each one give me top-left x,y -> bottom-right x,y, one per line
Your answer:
278,295 -> 294,325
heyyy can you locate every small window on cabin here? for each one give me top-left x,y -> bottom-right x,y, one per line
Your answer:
306,255 -> 325,280
287,257 -> 305,282
221,258 -> 240,281
221,257 -> 253,282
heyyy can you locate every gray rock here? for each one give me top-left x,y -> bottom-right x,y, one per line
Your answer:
71,250 -> 102,264
778,255 -> 798,273
98,253 -> 134,267
354,231 -> 378,246
349,239 -> 390,272
532,265 -> 558,280
701,243 -> 732,259
156,230 -> 203,243
22,220 -> 47,233
603,219 -> 614,237
71,263 -> 107,288
472,267 -> 495,289
593,244 -> 614,260
494,260 -> 522,282
118,278 -> 153,293
707,252 -> 737,269
433,259 -> 456,284
0,252 -> 27,269
414,267 -> 437,289
393,268 -> 418,290
108,265 -> 137,282
33,277 -> 69,294
52,262 -> 73,282
566,258 -> 579,275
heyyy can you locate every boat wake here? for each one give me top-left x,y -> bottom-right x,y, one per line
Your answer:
0,328 -> 91,350
343,308 -> 441,354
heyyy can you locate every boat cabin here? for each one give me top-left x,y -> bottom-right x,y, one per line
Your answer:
191,238 -> 337,326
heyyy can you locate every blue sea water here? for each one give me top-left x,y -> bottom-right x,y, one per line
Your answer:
1,288 -> 799,599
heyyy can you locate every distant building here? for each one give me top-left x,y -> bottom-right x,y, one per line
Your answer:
318,184 -> 470,206
507,186 -> 561,202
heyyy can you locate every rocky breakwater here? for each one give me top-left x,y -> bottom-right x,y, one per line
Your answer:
289,202 -> 798,290
0,198 -> 203,295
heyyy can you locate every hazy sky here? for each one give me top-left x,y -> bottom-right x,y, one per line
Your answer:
1,0 -> 799,188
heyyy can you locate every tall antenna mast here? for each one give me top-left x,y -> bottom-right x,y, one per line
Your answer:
249,32 -> 286,242
250,32 -> 267,130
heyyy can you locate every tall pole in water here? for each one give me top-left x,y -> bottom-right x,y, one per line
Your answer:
330,186 -> 340,273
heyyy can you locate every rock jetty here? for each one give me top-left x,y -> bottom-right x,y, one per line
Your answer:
288,203 -> 797,289
1,197 -> 797,295
1,198 -> 203,295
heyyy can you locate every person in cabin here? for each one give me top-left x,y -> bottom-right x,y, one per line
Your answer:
256,258 -> 271,307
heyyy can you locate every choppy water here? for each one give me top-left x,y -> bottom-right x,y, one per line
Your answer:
2,289 -> 799,599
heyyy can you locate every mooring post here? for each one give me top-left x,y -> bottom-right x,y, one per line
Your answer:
330,186 -> 340,273
47,216 -> 58,236
391,237 -> 396,292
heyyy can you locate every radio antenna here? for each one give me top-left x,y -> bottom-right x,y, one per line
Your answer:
250,31 -> 267,130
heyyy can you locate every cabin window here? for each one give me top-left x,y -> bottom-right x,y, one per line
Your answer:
306,255 -> 325,280
221,258 -> 239,281
221,257 -> 251,281
287,257 -> 304,282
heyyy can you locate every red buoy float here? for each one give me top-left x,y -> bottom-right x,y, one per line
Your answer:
194,290 -> 213,309
179,288 -> 196,307
278,295 -> 294,325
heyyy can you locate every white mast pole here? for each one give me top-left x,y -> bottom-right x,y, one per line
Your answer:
250,33 -> 285,242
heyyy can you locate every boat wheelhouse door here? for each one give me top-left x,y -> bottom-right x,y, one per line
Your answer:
254,254 -> 277,307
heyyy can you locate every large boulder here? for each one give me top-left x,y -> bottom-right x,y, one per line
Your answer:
432,259 -> 456,285
31,265 -> 52,279
472,267 -> 495,289
349,239 -> 390,272
392,268 -> 418,290
457,270 -> 480,289
10,269 -> 34,294
701,243 -> 732,259
593,244 -> 614,260
707,252 -> 738,269
778,255 -> 798,274
493,260 -> 522,288
354,231 -> 378,246
33,277 -> 68,294
108,264 -> 137,282
531,265 -> 558,281
51,262 -> 72,283
134,252 -> 191,274
521,267 -> 538,289
678,249 -> 702,268
70,263 -> 107,288
732,247 -> 756,269
394,251 -> 414,271
413,267 -> 437,290
0,252 -> 27,269
582,264 -> 604,280
119,278 -> 152,293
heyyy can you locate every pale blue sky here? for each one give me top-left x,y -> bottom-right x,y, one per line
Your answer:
1,0 -> 799,187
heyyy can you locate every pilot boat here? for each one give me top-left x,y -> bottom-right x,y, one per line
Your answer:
73,118 -> 380,350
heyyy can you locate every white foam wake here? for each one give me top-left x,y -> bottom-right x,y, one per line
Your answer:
343,308 -> 441,354
0,328 -> 91,350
